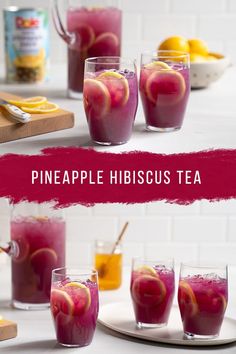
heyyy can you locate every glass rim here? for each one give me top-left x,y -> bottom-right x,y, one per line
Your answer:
132,257 -> 174,265
85,56 -> 137,66
141,50 -> 190,60
180,262 -> 228,270
52,267 -> 98,277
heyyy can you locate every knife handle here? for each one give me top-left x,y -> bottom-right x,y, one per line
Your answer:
4,103 -> 31,123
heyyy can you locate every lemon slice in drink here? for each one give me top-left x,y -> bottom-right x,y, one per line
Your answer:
145,61 -> 170,71
8,96 -> 47,108
132,274 -> 167,306
64,282 -> 91,313
97,71 -> 129,107
51,288 -> 74,317
178,280 -> 198,317
136,265 -> 157,277
21,102 -> 59,114
83,78 -> 111,117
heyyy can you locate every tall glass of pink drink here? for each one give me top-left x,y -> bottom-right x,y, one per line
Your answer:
83,57 -> 138,145
178,263 -> 228,339
66,2 -> 122,98
140,51 -> 190,132
10,203 -> 65,310
51,268 -> 99,347
130,258 -> 175,328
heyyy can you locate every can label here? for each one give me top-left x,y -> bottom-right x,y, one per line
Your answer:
4,8 -> 49,83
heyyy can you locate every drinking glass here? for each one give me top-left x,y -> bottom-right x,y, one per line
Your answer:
0,202 -> 66,310
130,258 -> 175,328
178,263 -> 228,339
52,0 -> 122,98
51,268 -> 99,347
94,240 -> 122,290
140,51 -> 190,132
83,56 -> 138,145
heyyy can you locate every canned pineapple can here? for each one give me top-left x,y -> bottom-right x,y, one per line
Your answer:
4,7 -> 49,83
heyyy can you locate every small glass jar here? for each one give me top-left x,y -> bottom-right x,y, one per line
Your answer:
94,240 -> 122,290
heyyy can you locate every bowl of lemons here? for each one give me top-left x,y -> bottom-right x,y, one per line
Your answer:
158,36 -> 230,88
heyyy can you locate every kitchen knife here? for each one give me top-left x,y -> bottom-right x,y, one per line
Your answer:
0,100 -> 31,123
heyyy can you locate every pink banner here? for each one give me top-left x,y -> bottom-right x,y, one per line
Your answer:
0,148 -> 235,207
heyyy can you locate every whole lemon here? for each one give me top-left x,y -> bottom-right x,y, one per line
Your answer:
189,53 -> 207,63
158,36 -> 190,53
188,38 -> 208,56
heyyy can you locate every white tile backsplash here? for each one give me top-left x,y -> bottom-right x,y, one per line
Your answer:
0,0 -> 236,266
173,216 -> 226,242
170,0 -> 226,14
1,197 -> 236,265
0,0 -> 235,62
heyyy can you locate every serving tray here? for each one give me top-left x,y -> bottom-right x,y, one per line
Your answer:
98,302 -> 236,347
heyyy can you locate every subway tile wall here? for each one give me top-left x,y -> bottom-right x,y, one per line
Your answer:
0,0 -> 236,63
0,1 -> 236,265
0,198 -> 236,266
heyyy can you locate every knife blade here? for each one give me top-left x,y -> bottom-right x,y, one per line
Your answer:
0,100 -> 31,123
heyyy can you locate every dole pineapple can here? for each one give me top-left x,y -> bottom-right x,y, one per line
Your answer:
4,7 -> 49,83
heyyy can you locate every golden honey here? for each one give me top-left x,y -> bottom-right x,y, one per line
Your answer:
94,241 -> 122,290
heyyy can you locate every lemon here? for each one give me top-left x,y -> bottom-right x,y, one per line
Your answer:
158,36 -> 190,53
136,265 -> 157,276
206,54 -> 217,62
188,38 -> 208,56
64,282 -> 91,311
190,53 -> 208,63
64,282 -> 87,289
179,280 -> 198,317
97,71 -> 129,107
8,96 -> 47,108
145,61 -> 170,70
21,102 -> 59,114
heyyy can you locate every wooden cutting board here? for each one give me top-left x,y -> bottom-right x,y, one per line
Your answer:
0,91 -> 75,143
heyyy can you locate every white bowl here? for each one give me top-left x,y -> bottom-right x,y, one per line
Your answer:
190,53 -> 230,89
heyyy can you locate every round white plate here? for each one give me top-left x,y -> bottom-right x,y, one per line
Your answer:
98,302 -> 236,347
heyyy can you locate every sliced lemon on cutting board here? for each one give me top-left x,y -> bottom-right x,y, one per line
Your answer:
8,96 -> 47,108
21,102 -> 59,114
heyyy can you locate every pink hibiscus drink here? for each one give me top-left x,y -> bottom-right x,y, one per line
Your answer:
11,215 -> 65,309
178,263 -> 228,339
83,57 -> 138,145
140,51 -> 190,132
51,268 -> 99,347
67,4 -> 122,98
130,259 -> 175,328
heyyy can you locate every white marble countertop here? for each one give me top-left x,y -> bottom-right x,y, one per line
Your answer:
0,264 -> 235,353
0,64 -> 236,155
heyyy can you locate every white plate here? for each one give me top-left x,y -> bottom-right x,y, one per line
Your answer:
98,302 -> 236,347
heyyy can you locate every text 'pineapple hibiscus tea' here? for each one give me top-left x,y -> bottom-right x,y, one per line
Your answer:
51,268 -> 99,347
53,0 -> 122,98
10,203 -> 65,310
140,51 -> 190,132
83,57 -> 138,145
178,263 -> 228,339
130,258 -> 175,328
